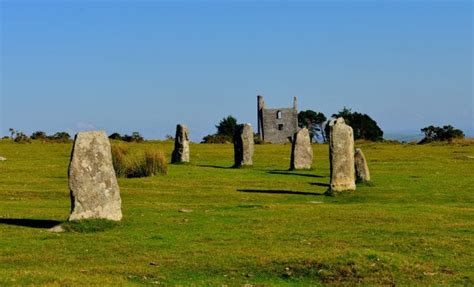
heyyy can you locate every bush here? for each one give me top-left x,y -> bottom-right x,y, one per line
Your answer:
202,115 -> 238,143
143,150 -> 168,176
328,108 -> 383,141
31,131 -> 47,140
49,132 -> 71,142
419,125 -> 464,144
201,134 -> 232,144
109,133 -> 123,140
9,128 -> 31,143
109,132 -> 144,143
216,115 -> 238,138
254,133 -> 265,144
29,131 -> 71,142
111,145 -> 167,178
111,145 -> 129,177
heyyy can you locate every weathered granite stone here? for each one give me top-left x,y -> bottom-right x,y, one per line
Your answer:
171,124 -> 190,163
290,128 -> 313,170
354,148 -> 370,182
233,123 -> 254,167
329,118 -> 356,192
68,131 -> 122,221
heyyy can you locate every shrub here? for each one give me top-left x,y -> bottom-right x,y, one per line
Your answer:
126,150 -> 168,178
201,134 -> 232,144
143,150 -> 168,176
110,132 -> 144,143
109,133 -> 123,140
124,132 -> 144,143
419,125 -> 464,144
111,145 -> 167,178
14,132 -> 31,143
49,132 -> 71,142
216,115 -> 238,138
29,131 -> 71,142
327,108 -> 383,141
9,128 -> 31,143
202,115 -> 239,143
254,133 -> 265,144
31,131 -> 47,140
111,145 -> 129,177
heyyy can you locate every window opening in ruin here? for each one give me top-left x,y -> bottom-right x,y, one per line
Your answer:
278,124 -> 284,131
276,111 -> 282,119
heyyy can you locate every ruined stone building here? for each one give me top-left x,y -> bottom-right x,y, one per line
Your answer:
257,95 -> 298,143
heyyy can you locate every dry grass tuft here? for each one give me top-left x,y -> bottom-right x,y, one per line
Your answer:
111,145 -> 167,178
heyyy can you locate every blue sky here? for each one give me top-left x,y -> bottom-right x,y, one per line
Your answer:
1,0 -> 472,141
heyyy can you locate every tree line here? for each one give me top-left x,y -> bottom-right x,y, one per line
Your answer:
4,109 -> 465,144
202,108 -> 465,144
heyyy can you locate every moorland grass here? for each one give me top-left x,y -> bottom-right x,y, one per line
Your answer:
0,139 -> 473,285
111,143 -> 168,178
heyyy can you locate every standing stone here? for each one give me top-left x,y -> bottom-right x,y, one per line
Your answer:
290,128 -> 313,170
233,123 -> 254,168
171,124 -> 190,163
354,148 -> 370,182
68,131 -> 122,221
329,118 -> 356,192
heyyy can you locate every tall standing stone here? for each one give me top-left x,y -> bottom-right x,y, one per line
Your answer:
171,124 -> 190,163
290,128 -> 313,170
329,118 -> 356,192
233,123 -> 254,168
354,148 -> 370,182
68,131 -> 122,221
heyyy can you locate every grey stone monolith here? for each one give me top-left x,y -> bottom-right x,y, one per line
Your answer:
171,124 -> 190,163
329,118 -> 356,192
354,148 -> 370,182
233,123 -> 254,167
290,128 -> 313,170
68,131 -> 122,221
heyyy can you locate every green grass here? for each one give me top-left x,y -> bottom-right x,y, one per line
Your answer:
0,139 -> 473,286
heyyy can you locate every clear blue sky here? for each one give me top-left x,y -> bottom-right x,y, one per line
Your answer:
1,1 -> 472,141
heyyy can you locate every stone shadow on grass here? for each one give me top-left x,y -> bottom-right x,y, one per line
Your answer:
197,164 -> 233,169
309,182 -> 331,187
238,189 -> 324,196
0,218 -> 62,229
268,170 -> 326,178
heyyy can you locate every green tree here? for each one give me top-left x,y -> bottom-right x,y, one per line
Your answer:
49,132 -> 71,142
109,133 -> 122,140
216,115 -> 238,138
31,131 -> 47,140
8,128 -> 30,143
420,125 -> 464,143
298,110 -> 327,142
122,132 -> 144,143
329,107 -> 383,141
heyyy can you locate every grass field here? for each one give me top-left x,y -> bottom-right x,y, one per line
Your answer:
0,139 -> 473,286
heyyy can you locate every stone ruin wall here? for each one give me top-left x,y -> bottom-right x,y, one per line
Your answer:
258,96 -> 298,143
